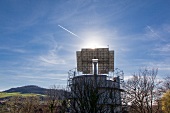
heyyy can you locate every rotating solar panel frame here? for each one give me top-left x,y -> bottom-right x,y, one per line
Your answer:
77,48 -> 114,74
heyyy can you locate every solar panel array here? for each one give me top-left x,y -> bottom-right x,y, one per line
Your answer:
77,48 -> 114,74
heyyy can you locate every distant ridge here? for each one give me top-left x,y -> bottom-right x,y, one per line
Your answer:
3,85 -> 48,95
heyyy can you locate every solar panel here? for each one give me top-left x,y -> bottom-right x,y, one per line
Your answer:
77,48 -> 114,74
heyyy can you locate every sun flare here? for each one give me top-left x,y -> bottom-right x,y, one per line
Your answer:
80,31 -> 107,49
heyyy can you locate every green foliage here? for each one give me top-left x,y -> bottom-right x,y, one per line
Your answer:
0,92 -> 43,98
162,90 -> 170,113
0,92 -> 20,98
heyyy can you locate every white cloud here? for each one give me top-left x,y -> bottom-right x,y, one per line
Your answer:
16,73 -> 67,80
124,75 -> 133,81
163,24 -> 170,33
39,56 -> 65,65
0,46 -> 26,53
141,61 -> 170,72
155,44 -> 170,52
39,45 -> 66,65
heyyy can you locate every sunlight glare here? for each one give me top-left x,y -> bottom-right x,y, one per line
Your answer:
80,31 -> 107,49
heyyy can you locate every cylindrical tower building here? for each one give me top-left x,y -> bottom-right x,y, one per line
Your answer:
67,48 -> 124,113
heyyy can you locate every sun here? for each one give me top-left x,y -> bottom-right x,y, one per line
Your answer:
82,38 -> 103,48
78,28 -> 110,49
81,34 -> 106,49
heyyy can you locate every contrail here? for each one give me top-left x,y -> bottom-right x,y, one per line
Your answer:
146,25 -> 160,38
147,25 -> 154,32
58,25 -> 79,38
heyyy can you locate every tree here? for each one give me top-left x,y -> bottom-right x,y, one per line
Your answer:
20,96 -> 40,113
5,95 -> 41,113
161,90 -> 170,113
124,68 -> 161,113
160,76 -> 170,93
6,96 -> 22,113
47,85 -> 60,113
47,85 -> 68,113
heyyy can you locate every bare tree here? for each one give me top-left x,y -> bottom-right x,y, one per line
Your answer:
47,85 -> 61,113
124,68 -> 161,113
21,96 -> 40,113
47,85 -> 68,113
160,76 -> 170,93
5,96 -> 41,113
5,96 -> 22,113
68,75 -> 122,113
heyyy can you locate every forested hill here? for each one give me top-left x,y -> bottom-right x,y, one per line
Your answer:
3,85 -> 48,95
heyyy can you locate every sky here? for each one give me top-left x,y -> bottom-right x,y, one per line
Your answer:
0,0 -> 170,91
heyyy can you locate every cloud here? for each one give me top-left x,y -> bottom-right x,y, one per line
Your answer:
39,56 -> 65,65
0,46 -> 26,53
140,61 -> 170,73
124,75 -> 133,81
38,44 -> 66,65
16,73 -> 67,80
154,44 -> 170,52
29,33 -> 70,66
163,24 -> 170,33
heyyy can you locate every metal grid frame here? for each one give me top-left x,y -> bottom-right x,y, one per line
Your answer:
77,48 -> 114,74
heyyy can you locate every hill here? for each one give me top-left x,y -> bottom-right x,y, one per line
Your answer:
3,85 -> 48,95
1,85 -> 68,100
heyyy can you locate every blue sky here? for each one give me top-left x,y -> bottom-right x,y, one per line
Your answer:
0,0 -> 170,91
